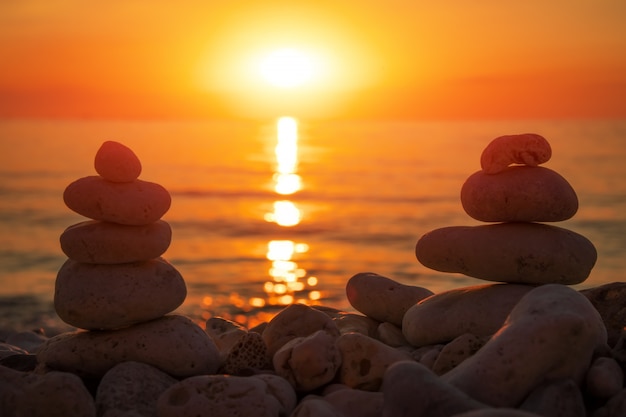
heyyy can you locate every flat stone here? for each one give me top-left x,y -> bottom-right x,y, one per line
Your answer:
346,272 -> 433,326
37,315 -> 220,378
461,166 -> 578,222
480,133 -> 551,174
63,176 -> 171,225
55,258 -> 186,330
262,303 -> 340,358
94,141 -> 142,183
96,361 -> 177,417
402,283 -> 535,347
60,220 -> 171,264
0,365 -> 96,417
416,223 -> 597,285
442,284 -> 607,407
337,332 -> 412,391
157,374 -> 297,417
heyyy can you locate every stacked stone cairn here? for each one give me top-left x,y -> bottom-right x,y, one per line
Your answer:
1,136 -> 625,416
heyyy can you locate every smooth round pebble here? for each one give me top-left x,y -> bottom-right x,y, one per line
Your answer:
402,283 -> 535,347
480,133 -> 551,174
94,140 -> 142,182
415,223 -> 597,284
346,272 -> 433,326
63,176 -> 171,225
461,166 -> 578,222
55,258 -> 186,330
60,219 -> 172,264
443,284 -> 607,407
37,315 -> 220,378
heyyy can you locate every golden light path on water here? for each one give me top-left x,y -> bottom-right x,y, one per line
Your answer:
253,116 -> 321,309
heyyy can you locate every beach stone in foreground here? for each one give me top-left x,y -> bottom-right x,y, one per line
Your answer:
262,303 -> 340,357
443,284 -> 607,407
94,140 -> 142,183
346,272 -> 433,326
63,176 -> 171,225
96,361 -> 177,417
416,223 -> 597,284
60,219 -> 172,264
402,283 -> 535,347
55,258 -> 186,330
36,315 -> 220,378
461,166 -> 578,222
480,133 -> 551,174
0,365 -> 96,417
157,374 -> 297,417
381,361 -> 487,417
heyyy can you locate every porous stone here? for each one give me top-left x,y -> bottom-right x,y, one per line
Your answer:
461,166 -> 578,222
273,329 -> 341,391
96,361 -> 177,417
402,283 -> 534,347
37,315 -> 220,378
519,378 -> 586,417
337,331 -> 412,391
346,272 -> 433,326
442,284 -> 607,407
63,176 -> 171,225
55,258 -> 186,330
157,374 -> 297,417
221,331 -> 271,374
415,223 -> 597,285
432,333 -> 487,375
381,360 -> 487,417
205,316 -> 249,357
262,303 -> 340,357
60,220 -> 172,264
0,365 -> 96,417
585,357 -> 624,399
480,133 -> 551,174
94,140 -> 142,183
581,282 -> 626,347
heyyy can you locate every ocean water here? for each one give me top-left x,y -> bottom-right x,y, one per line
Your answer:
0,118 -> 625,332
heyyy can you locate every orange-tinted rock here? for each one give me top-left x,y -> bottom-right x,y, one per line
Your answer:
94,141 -> 142,182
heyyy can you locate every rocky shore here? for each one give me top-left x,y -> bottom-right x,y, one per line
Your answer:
1,137 -> 625,416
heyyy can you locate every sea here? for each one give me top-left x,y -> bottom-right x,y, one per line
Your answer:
1,118 -> 625,333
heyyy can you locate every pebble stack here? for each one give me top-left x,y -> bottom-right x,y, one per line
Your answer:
1,136 -> 624,417
36,141 -> 220,382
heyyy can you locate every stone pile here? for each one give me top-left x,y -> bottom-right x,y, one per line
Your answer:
1,135 -> 625,417
36,141 -> 220,380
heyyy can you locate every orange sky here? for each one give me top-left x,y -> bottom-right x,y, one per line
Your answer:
1,0 -> 625,120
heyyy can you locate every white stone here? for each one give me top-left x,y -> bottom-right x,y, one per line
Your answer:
54,258 -> 186,330
60,220 -> 171,264
37,315 -> 220,378
273,329 -> 341,391
63,176 -> 171,225
415,223 -> 597,285
346,272 -> 433,326
480,133 -> 551,174
94,141 -> 142,183
442,284 -> 607,407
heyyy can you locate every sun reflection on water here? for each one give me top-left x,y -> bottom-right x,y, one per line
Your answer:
258,116 -> 320,308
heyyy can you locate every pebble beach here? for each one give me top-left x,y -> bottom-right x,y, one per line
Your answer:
1,136 -> 625,417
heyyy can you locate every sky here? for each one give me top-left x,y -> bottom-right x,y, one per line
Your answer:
1,0 -> 625,120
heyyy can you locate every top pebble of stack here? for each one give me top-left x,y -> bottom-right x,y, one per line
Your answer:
480,133 -> 551,174
94,141 -> 142,182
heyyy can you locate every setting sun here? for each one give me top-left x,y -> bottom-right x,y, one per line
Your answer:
259,48 -> 318,88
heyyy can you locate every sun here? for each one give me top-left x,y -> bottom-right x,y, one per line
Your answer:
259,48 -> 317,88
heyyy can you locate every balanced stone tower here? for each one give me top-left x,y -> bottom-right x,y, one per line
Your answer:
37,141 -> 220,378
